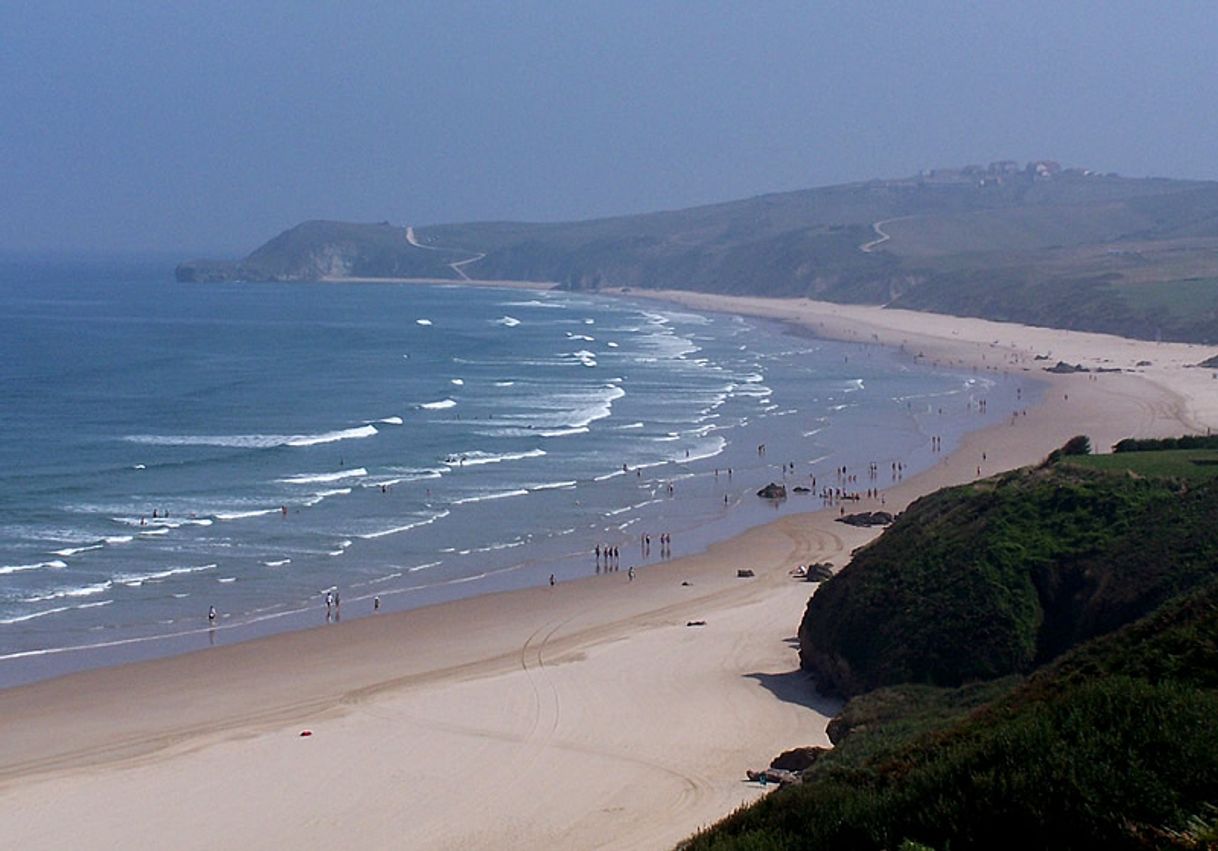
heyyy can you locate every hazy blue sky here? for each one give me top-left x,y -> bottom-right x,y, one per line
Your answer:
3,1 -> 1217,254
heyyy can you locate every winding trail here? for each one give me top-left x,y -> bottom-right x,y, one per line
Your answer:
406,225 -> 487,281
859,216 -> 911,253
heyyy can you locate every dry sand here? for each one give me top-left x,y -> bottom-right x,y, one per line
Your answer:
1,293 -> 1215,850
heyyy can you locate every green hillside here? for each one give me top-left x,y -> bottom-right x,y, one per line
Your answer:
176,164 -> 1218,342
683,444 -> 1218,850
798,465 -> 1218,697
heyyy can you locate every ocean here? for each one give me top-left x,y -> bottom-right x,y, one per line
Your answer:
0,257 -> 1038,684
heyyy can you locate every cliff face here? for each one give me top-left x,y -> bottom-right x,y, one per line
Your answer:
175,220 -> 466,282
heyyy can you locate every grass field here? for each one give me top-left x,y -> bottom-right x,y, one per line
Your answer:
1068,449 -> 1218,481
1109,277 -> 1218,320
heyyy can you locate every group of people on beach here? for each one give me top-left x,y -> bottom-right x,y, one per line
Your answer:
596,530 -> 674,573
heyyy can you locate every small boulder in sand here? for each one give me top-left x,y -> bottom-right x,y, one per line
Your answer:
756,482 -> 787,499
770,746 -> 829,772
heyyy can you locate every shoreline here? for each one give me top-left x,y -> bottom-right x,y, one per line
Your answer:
319,274 -> 557,289
2,292 -> 1214,849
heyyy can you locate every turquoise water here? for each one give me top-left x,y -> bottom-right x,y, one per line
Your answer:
0,257 -> 1036,682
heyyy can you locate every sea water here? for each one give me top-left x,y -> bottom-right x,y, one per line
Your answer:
0,257 -> 1038,683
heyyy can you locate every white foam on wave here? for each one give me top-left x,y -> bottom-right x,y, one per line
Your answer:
279,468 -> 368,485
679,435 -> 727,464
377,416 -> 404,425
502,299 -> 565,309
23,580 -> 112,603
0,600 -> 112,626
303,487 -> 353,506
139,527 -> 170,536
115,563 -> 217,587
733,384 -> 773,399
327,539 -> 354,556
51,544 -> 104,557
383,466 -> 445,482
0,559 -> 67,575
263,559 -> 291,568
494,381 -> 515,387
617,422 -> 645,430
215,508 -> 280,521
606,498 -> 663,517
444,448 -> 545,467
451,378 -> 464,386
358,510 -> 450,540
529,480 -> 577,492
288,425 -> 378,447
451,488 -> 529,506
563,349 -> 598,368
124,424 -> 378,449
420,399 -> 457,410
607,341 -> 619,348
416,318 -> 433,326
217,577 -> 238,583
495,315 -> 521,327
566,333 -> 595,342
540,426 -> 589,438
103,535 -> 134,545
461,539 -> 527,555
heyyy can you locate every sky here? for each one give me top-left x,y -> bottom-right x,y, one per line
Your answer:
3,1 -> 1218,255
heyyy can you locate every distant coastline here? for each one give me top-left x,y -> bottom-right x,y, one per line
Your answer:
318,274 -> 555,290
178,163 -> 1218,345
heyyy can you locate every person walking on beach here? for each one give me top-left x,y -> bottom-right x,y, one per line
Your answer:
549,574 -> 556,586
628,566 -> 635,581
208,605 -> 216,625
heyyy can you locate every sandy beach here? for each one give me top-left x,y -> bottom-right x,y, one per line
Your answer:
2,293 -> 1215,850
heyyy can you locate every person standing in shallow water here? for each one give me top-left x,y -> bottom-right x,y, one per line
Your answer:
549,574 -> 556,586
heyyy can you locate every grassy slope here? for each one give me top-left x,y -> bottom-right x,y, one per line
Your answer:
178,170 -> 1218,341
685,456 -> 1218,851
798,467 -> 1218,698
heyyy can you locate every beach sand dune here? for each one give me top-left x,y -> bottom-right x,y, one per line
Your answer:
1,293 -> 1213,849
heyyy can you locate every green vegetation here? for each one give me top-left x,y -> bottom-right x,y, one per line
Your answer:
177,166 -> 1218,342
176,220 -> 468,282
799,465 -> 1218,696
1113,435 -> 1218,453
1068,449 -> 1218,481
1110,278 -> 1218,321
684,443 -> 1218,849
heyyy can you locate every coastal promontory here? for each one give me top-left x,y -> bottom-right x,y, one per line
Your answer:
179,164 -> 1218,343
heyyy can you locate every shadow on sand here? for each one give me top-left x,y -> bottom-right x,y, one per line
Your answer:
746,654 -> 842,717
